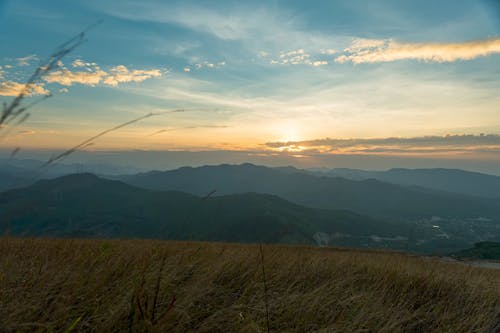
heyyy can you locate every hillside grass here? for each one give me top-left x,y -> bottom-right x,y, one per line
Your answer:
1,238 -> 499,332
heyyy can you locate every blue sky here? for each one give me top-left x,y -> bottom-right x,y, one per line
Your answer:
1,0 -> 500,171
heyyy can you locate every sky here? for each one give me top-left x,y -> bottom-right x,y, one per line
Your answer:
1,0 -> 500,172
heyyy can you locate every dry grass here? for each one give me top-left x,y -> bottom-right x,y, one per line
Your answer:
0,238 -> 499,332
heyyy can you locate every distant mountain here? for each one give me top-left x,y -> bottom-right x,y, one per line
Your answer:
0,158 -> 142,191
119,164 -> 500,221
314,168 -> 500,198
0,158 -> 142,176
0,161 -> 44,192
0,173 -> 410,249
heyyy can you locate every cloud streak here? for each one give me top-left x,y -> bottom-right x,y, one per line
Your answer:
266,134 -> 500,155
147,124 -> 229,136
96,2 -> 338,53
336,37 -> 500,64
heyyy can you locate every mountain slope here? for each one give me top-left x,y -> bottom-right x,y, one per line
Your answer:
317,168 -> 500,198
0,173 -> 406,248
452,242 -> 500,260
119,164 -> 500,221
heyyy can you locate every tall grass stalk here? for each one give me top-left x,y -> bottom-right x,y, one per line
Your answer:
259,243 -> 271,333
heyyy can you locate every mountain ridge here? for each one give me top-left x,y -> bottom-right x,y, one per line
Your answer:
118,163 -> 500,221
313,167 -> 500,198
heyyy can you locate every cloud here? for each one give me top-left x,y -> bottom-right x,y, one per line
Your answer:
1,60 -> 162,97
266,134 -> 500,155
336,37 -> 500,64
18,130 -> 35,135
16,54 -> 38,66
278,49 -> 311,65
147,124 -> 229,136
258,51 -> 270,58
320,48 -> 337,55
269,49 -> 330,66
96,3 -> 338,53
72,59 -> 96,68
120,5 -> 282,41
312,60 -> 328,66
43,64 -> 162,87
0,81 -> 49,97
44,67 -> 106,86
102,65 -> 162,86
346,38 -> 386,51
271,50 -> 314,65
191,61 -> 226,71
280,49 -> 306,58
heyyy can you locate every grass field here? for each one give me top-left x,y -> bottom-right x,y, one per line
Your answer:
1,238 -> 499,332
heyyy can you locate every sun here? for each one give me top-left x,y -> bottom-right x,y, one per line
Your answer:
276,122 -> 303,143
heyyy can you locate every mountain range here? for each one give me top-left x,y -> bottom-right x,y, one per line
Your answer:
0,173 -> 411,249
1,162 -> 499,253
119,164 -> 500,221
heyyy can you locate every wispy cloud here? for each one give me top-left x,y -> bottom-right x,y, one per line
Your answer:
184,61 -> 226,73
268,49 -> 329,66
320,48 -> 337,55
18,129 -> 36,135
94,2 -> 339,53
147,125 -> 229,137
105,4 -> 285,41
16,54 -> 38,66
336,37 -> 500,64
266,134 -> 500,155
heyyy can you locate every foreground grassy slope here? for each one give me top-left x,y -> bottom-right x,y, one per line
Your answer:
1,238 -> 499,332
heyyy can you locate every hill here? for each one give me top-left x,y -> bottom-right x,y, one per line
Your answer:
452,242 -> 500,260
119,163 -> 500,221
0,173 -> 407,249
1,238 -> 499,332
316,167 -> 500,198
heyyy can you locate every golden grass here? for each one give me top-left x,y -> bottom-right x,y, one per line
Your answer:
1,238 -> 499,332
